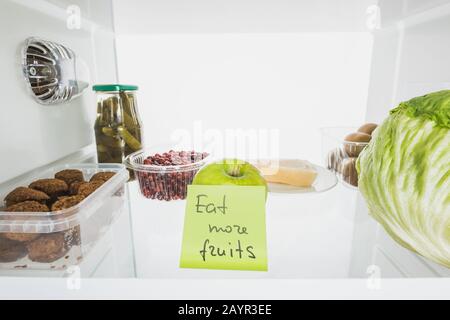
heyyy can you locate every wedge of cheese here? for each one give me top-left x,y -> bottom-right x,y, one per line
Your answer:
255,159 -> 318,187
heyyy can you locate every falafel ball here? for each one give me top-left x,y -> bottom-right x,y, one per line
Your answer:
2,201 -> 49,242
4,187 -> 50,207
90,171 -> 115,183
51,195 -> 85,211
55,169 -> 84,186
5,201 -> 49,212
78,180 -> 104,197
29,179 -> 68,199
26,232 -> 69,263
69,181 -> 88,195
0,237 -> 27,263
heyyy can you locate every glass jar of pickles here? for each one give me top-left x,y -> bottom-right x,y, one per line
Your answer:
92,84 -> 144,179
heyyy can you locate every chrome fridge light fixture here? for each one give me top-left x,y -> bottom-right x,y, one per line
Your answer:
22,37 -> 89,105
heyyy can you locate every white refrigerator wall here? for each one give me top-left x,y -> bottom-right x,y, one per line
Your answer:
0,0 -> 117,183
365,0 -> 450,122
113,0 -> 375,279
351,0 -> 450,278
113,0 -> 374,164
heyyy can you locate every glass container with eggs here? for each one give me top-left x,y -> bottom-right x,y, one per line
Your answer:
321,123 -> 378,188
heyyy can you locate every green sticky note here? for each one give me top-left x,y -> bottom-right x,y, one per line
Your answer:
180,185 -> 268,271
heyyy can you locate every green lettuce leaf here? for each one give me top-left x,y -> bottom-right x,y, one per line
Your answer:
357,90 -> 450,268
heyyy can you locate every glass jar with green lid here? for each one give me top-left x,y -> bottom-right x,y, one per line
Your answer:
93,84 -> 144,179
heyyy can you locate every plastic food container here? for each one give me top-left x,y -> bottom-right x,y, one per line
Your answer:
125,148 -> 210,201
321,127 -> 369,188
0,164 -> 129,270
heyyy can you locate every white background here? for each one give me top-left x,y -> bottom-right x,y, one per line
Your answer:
113,0 -> 375,163
115,33 -> 372,163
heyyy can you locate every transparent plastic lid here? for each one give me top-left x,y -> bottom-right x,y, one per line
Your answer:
0,164 -> 128,233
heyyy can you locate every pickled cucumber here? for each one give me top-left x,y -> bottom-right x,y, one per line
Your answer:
95,131 -> 124,149
101,127 -> 116,137
94,89 -> 143,181
117,126 -> 142,151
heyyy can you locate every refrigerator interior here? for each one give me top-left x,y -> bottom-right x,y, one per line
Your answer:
0,0 -> 448,279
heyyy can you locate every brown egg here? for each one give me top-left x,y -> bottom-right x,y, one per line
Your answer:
357,123 -> 378,136
343,132 -> 371,157
342,157 -> 358,187
344,132 -> 372,143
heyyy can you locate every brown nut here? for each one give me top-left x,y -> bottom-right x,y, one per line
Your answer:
341,157 -> 358,187
4,187 -> 50,207
343,132 -> 371,157
357,123 -> 378,136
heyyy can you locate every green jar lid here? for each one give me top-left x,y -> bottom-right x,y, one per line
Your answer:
92,84 -> 138,92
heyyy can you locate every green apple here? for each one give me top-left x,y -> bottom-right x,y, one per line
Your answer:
193,159 -> 268,197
